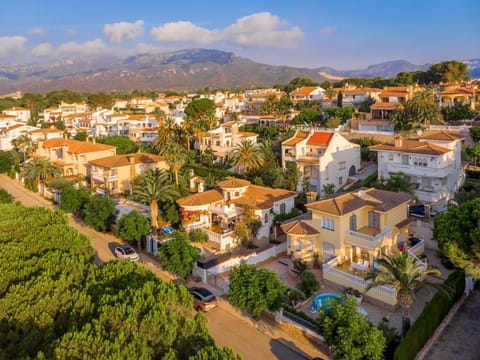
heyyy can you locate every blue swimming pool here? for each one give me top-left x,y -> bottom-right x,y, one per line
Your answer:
311,293 -> 342,312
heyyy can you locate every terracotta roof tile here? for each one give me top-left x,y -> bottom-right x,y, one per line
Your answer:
42,138 -> 116,154
419,131 -> 463,141
290,86 -> 320,95
283,130 -> 309,146
306,188 -> 411,215
176,190 -> 224,207
394,217 -> 415,229
230,185 -> 297,210
88,153 -> 164,169
370,102 -> 402,109
306,132 -> 334,146
369,140 -> 451,155
280,220 -> 319,235
217,177 -> 251,188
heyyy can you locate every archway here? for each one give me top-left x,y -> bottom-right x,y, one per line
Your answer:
348,165 -> 356,176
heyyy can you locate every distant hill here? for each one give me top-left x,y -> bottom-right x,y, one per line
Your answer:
0,49 -> 328,94
0,49 -> 478,94
317,59 -> 480,79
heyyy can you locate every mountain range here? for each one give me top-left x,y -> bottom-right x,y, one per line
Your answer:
0,49 -> 478,94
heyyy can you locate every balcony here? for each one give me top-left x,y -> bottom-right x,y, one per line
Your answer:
345,226 -> 392,250
91,172 -> 117,182
202,227 -> 235,249
414,188 -> 449,204
208,203 -> 242,218
387,163 -> 453,178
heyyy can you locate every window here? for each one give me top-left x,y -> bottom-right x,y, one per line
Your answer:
402,155 -> 409,165
264,213 -> 268,224
306,240 -> 314,252
349,215 -> 357,231
338,176 -> 343,186
368,211 -> 380,229
322,217 -> 334,230
279,203 -> 286,214
339,161 -> 346,170
413,157 -> 427,167
388,154 -> 394,161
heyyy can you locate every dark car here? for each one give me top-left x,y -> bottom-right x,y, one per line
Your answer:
188,287 -> 218,312
409,204 -> 425,218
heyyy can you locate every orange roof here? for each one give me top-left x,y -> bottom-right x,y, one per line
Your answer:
370,102 -> 401,109
3,124 -> 24,131
280,220 -> 319,235
306,132 -> 333,146
89,153 -> 164,169
217,177 -> 251,189
0,114 -> 17,118
370,139 -> 451,155
42,138 -> 115,154
52,159 -> 73,167
290,86 -> 320,95
176,189 -> 224,207
297,158 -> 318,164
29,128 -> 63,134
283,130 -> 309,146
419,131 -> 463,141
230,185 -> 297,210
4,106 -> 29,111
306,189 -> 411,215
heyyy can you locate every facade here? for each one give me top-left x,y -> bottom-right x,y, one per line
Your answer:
2,107 -> 31,123
34,138 -> 116,177
177,177 -> 297,250
289,86 -> 325,103
0,124 -> 38,151
282,130 -> 361,195
88,153 -> 167,195
438,82 -> 479,110
281,188 -> 418,308
194,121 -> 258,163
370,132 -> 464,212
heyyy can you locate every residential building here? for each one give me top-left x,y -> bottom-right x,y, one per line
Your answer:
0,124 -> 38,151
194,121 -> 258,163
88,153 -> 167,195
281,188 -> 417,308
341,87 -> 382,108
438,82 -> 479,110
34,138 -> 116,177
282,130 -> 361,195
2,107 -> 31,123
370,132 -> 464,212
177,177 -> 297,250
289,86 -> 325,103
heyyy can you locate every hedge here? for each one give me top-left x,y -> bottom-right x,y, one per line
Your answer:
187,163 -> 238,180
394,270 -> 465,360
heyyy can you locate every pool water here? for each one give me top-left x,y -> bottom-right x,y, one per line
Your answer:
311,293 -> 342,312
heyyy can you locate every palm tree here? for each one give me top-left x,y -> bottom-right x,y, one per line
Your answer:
21,158 -> 62,195
133,169 -> 179,233
365,251 -> 442,336
12,134 -> 32,162
152,117 -> 176,155
231,140 -> 264,174
163,142 -> 187,187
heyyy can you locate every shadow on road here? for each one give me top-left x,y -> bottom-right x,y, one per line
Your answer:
269,338 -> 311,360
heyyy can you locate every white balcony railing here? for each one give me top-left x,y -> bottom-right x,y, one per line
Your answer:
388,163 -> 453,178
345,226 -> 391,247
91,173 -> 117,182
202,228 -> 234,245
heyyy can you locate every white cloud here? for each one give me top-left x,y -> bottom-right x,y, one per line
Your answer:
57,39 -> 110,56
150,21 -> 221,45
104,20 -> 144,43
319,26 -> 337,35
0,36 -> 27,58
29,27 -> 47,36
31,42 -> 54,57
225,12 -> 303,47
136,42 -> 164,54
150,12 -> 303,48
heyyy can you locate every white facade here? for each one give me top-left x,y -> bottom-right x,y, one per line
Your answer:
2,107 -> 31,123
282,130 -> 361,195
371,133 -> 464,212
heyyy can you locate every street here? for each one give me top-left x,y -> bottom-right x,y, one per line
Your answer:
0,174 -> 325,360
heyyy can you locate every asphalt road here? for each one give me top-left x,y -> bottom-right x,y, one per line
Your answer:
0,174 -> 322,360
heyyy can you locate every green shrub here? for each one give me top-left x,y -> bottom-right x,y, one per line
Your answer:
394,270 -> 465,360
189,228 -> 209,243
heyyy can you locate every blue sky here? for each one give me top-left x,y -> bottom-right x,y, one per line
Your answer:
0,0 -> 478,69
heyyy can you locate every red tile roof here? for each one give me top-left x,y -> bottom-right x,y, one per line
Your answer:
306,132 -> 334,146
283,131 -> 309,146
290,86 -> 320,95
369,139 -> 451,155
370,102 -> 401,109
42,139 -> 116,154
88,153 -> 164,169
281,220 -> 319,235
176,190 -> 224,207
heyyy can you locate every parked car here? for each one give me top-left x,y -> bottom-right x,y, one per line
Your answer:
188,287 -> 218,312
114,245 -> 140,261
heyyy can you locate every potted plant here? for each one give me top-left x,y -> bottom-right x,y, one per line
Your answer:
344,287 -> 363,304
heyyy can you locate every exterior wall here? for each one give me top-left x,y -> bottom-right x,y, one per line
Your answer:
3,109 -> 31,123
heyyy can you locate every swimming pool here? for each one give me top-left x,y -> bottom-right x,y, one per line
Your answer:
311,293 -> 342,312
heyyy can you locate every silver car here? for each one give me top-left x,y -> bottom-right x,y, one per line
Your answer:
114,245 -> 139,261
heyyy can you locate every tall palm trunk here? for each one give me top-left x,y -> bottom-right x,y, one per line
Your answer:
398,290 -> 413,336
150,200 -> 159,233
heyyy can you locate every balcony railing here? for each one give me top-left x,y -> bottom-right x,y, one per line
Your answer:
345,226 -> 391,248
202,228 -> 234,245
91,173 -> 117,182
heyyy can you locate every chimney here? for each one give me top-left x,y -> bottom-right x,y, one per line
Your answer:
394,135 -> 403,148
189,176 -> 197,193
197,179 -> 205,193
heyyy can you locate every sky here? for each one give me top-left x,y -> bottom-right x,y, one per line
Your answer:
0,0 -> 479,70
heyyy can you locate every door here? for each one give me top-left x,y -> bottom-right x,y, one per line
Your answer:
368,211 -> 380,229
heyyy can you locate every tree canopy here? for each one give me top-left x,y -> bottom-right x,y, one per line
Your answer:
158,232 -> 200,278
228,262 -> 285,317
97,135 -> 139,154
0,203 -> 237,359
433,198 -> 480,279
83,195 -> 117,232
317,298 -> 385,360
117,209 -> 151,249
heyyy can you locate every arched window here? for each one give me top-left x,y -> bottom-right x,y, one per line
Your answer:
295,241 -> 301,252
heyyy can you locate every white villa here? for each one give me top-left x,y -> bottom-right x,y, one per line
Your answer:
177,177 -> 297,250
282,130 -> 361,195
370,132 -> 464,213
